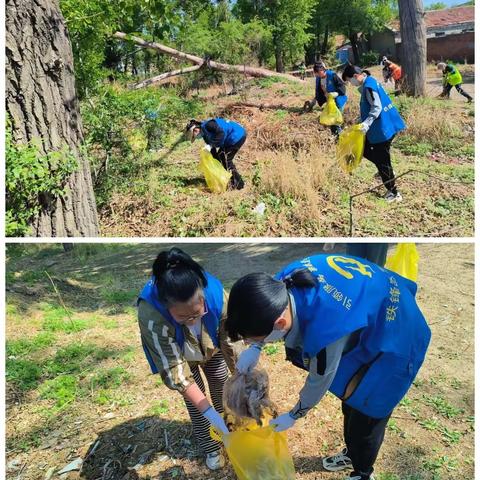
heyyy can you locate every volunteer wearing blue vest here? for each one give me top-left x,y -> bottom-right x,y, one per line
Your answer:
342,64 -> 406,203
226,254 -> 431,480
186,118 -> 247,189
138,248 -> 237,470
437,62 -> 473,103
314,62 -> 348,138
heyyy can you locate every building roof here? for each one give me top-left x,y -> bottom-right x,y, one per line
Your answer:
389,6 -> 474,31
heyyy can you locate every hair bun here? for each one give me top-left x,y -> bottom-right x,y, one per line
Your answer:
166,260 -> 180,269
282,275 -> 294,288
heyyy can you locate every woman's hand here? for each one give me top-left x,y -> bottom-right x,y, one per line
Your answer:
202,406 -> 229,435
269,412 -> 296,432
236,343 -> 262,373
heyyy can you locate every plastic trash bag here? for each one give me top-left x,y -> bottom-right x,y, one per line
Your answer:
336,124 -> 366,173
198,148 -> 231,193
385,243 -> 419,282
210,420 -> 295,480
319,95 -> 343,126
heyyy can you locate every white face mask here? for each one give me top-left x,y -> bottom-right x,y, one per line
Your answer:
349,77 -> 361,87
263,327 -> 288,343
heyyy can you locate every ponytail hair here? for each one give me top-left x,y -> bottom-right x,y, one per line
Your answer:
362,69 -> 371,76
226,269 -> 316,341
152,247 -> 207,305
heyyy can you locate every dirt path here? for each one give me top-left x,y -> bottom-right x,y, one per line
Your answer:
5,243 -> 474,479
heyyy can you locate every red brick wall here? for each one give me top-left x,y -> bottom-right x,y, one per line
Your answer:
427,32 -> 474,63
396,32 -> 474,64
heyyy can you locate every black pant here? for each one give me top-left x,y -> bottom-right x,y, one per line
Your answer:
363,136 -> 397,194
343,403 -> 391,480
211,136 -> 246,189
444,83 -> 473,101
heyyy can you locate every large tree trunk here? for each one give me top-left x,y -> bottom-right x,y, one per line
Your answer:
398,0 -> 427,96
6,0 -> 99,237
349,33 -> 360,65
113,32 -> 302,83
273,33 -> 285,73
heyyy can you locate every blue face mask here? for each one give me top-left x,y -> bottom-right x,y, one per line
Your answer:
263,327 -> 288,343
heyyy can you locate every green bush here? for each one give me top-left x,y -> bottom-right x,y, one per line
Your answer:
360,51 -> 380,67
6,117 -> 78,236
81,85 -> 204,206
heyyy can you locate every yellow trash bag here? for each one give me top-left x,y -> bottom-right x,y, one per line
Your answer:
319,95 -> 343,126
198,148 -> 231,193
210,419 -> 295,480
336,124 -> 366,173
385,243 -> 419,282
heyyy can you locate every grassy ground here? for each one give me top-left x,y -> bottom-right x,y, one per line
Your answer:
5,243 -> 474,479
97,66 -> 474,237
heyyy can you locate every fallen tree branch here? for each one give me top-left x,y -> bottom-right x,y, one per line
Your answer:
132,64 -> 203,89
113,32 -> 304,84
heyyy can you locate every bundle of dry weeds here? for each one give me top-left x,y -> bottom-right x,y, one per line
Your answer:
223,368 -> 277,429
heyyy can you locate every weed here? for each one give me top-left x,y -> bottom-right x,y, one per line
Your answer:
41,304 -> 89,333
6,332 -> 56,357
423,395 -> 464,419
6,358 -> 42,391
440,426 -> 462,445
423,455 -> 458,473
39,375 -> 79,408
263,344 -> 280,356
150,399 -> 169,415
90,367 -> 130,390
419,418 -> 440,431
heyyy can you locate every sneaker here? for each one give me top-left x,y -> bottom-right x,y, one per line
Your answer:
322,447 -> 352,472
206,450 -> 225,470
384,191 -> 402,203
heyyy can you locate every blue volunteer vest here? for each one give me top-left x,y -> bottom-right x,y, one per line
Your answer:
360,75 -> 406,144
315,71 -> 348,111
326,70 -> 348,111
275,254 -> 431,418
201,118 -> 246,149
138,271 -> 224,366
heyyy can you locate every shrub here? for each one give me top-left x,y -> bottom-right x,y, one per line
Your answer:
6,117 -> 78,236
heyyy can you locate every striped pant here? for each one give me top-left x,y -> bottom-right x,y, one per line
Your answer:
184,351 -> 229,454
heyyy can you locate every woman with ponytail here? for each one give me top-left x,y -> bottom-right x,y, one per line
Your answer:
226,253 -> 431,480
138,247 -> 237,470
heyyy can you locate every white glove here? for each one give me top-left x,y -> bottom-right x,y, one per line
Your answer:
204,144 -> 212,152
269,412 -> 296,432
203,406 -> 229,435
329,92 -> 339,98
236,343 -> 262,373
358,122 -> 369,134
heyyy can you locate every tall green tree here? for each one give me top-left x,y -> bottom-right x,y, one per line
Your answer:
313,0 -> 393,65
235,0 -> 315,72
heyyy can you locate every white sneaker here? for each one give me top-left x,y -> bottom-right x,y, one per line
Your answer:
384,191 -> 402,203
206,450 -> 225,470
322,447 -> 352,472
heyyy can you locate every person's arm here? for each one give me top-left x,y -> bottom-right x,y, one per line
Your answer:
289,335 -> 349,419
361,87 -> 382,130
218,289 -> 239,374
138,300 -> 194,393
138,301 -> 228,432
333,74 -> 347,96
315,78 -> 327,107
204,119 -> 225,147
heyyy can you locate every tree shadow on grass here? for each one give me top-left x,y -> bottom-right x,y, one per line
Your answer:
80,416 -> 234,479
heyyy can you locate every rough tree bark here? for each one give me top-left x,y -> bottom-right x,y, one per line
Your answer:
113,32 -> 303,84
6,0 -> 99,237
398,0 -> 427,96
